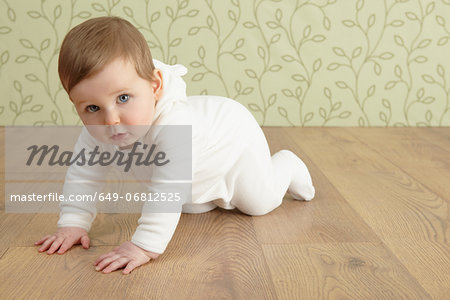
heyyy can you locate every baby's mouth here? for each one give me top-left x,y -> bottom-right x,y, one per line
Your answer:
111,132 -> 128,140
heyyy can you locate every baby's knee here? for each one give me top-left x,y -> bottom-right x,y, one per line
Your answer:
234,196 -> 282,216
245,208 -> 272,216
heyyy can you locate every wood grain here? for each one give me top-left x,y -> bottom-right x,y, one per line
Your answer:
262,243 -> 431,299
342,128 -> 450,300
424,128 -> 450,150
0,246 -> 130,299
0,213 -> 35,259
346,128 -> 450,201
284,128 -> 448,244
137,209 -> 277,299
384,240 -> 450,300
283,128 -> 449,299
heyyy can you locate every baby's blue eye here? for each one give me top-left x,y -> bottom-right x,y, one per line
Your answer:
118,94 -> 130,103
86,105 -> 99,112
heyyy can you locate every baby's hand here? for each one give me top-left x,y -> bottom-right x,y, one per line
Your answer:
94,241 -> 159,275
35,227 -> 90,254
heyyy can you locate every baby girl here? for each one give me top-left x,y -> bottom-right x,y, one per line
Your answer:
35,16 -> 315,275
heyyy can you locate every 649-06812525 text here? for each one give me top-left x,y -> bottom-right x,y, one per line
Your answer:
9,192 -> 182,202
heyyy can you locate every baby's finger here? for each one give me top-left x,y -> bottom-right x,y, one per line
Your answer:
35,235 -> 51,245
102,257 -> 129,274
95,254 -> 121,271
57,239 -> 74,254
94,251 -> 115,266
123,261 -> 137,275
38,236 -> 57,252
80,235 -> 90,249
47,237 -> 64,254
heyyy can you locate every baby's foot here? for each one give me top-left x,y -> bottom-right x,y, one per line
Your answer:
280,150 -> 315,201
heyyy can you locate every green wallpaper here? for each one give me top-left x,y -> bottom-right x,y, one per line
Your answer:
0,0 -> 449,126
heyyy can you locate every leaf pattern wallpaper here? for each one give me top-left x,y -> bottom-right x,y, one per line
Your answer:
0,0 -> 449,126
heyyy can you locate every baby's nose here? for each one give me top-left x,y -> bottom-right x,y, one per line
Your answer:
104,110 -> 120,125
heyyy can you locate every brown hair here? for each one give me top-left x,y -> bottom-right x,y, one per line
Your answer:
58,16 -> 155,93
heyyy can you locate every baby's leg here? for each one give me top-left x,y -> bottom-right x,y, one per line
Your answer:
230,128 -> 315,216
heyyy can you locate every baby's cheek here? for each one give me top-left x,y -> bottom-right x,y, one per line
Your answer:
85,126 -> 110,143
122,108 -> 145,125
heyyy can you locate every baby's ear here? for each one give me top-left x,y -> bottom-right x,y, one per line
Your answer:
152,69 -> 164,100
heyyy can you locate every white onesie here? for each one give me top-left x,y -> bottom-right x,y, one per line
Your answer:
57,60 -> 315,254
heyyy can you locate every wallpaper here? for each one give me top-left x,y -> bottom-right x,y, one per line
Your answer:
0,0 -> 449,126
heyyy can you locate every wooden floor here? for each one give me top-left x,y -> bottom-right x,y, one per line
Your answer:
0,127 -> 449,299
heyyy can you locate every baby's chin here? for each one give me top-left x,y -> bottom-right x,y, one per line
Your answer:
117,141 -> 137,150
109,134 -> 141,149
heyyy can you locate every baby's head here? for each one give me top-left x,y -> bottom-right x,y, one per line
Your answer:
58,16 -> 163,147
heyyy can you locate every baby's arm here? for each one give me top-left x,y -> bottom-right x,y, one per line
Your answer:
93,125 -> 190,274
35,127 -> 110,254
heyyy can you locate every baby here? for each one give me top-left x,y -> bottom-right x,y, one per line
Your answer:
35,16 -> 315,275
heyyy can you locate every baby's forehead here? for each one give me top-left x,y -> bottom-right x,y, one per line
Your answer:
89,57 -> 138,79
